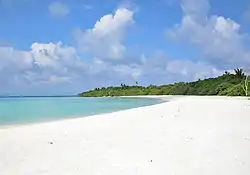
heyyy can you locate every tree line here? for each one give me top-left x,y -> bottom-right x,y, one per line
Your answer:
79,68 -> 250,97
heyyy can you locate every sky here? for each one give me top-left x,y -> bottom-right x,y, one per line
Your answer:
0,0 -> 250,95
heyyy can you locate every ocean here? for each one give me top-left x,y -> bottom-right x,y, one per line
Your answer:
0,97 -> 162,126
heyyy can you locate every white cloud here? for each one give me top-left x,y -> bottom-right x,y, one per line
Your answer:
0,41 -> 143,95
137,52 -> 222,85
28,42 -> 88,83
2,4 -> 242,95
0,42 -> 89,94
0,42 -> 223,95
37,75 -> 71,84
74,8 -> 134,60
167,0 -> 250,71
166,60 -> 222,80
113,64 -> 141,80
0,47 -> 32,72
48,2 -> 69,17
30,42 -> 79,68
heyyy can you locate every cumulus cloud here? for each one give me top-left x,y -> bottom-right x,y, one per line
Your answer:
74,8 -> 134,60
0,42 -> 89,94
166,60 -> 222,80
0,4 -> 139,95
49,2 -> 70,17
0,41 -> 143,95
135,51 -> 222,85
0,42 -> 223,95
30,42 -> 80,68
1,4 -> 239,95
167,0 -> 250,71
0,47 -> 32,71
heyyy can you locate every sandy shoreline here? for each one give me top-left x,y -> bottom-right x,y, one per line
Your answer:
0,96 -> 250,174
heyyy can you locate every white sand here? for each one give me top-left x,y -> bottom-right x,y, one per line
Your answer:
0,96 -> 250,175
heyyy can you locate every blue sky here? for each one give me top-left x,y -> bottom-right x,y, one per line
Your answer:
0,0 -> 250,95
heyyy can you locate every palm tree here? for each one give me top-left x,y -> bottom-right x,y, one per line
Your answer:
242,76 -> 249,96
234,68 -> 245,78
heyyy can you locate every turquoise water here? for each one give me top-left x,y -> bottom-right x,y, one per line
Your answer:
0,97 -> 162,126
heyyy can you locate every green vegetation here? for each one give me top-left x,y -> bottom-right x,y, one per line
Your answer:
79,69 -> 250,97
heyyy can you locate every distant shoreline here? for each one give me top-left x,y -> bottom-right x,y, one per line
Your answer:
79,70 -> 248,97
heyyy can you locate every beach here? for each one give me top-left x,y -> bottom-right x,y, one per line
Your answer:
0,96 -> 250,175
